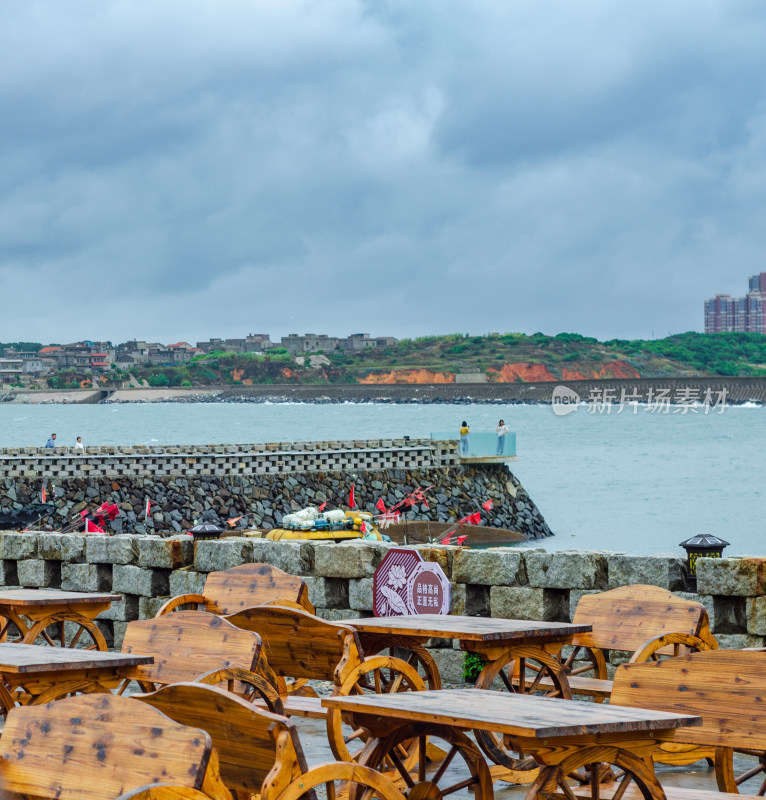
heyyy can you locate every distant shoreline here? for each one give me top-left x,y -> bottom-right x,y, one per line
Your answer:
2,376 -> 766,405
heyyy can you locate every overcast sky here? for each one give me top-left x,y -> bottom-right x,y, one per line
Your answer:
2,1 -> 766,345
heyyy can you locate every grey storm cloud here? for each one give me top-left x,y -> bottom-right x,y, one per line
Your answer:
1,0 -> 766,344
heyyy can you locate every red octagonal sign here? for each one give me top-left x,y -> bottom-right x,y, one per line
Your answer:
373,548 -> 450,616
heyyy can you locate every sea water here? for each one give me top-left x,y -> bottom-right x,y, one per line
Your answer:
0,401 -> 763,556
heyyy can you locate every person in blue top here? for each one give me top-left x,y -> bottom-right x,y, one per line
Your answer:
45,433 -> 57,448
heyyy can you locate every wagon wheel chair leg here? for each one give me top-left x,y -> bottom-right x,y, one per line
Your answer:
360,637 -> 442,691
278,762 -> 409,800
716,746 -> 766,796
555,645 -> 607,703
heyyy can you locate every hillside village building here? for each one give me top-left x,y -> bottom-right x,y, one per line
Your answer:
280,332 -> 397,354
195,334 -> 271,354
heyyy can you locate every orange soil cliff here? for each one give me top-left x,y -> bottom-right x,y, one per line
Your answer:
359,369 -> 456,384
358,360 -> 642,384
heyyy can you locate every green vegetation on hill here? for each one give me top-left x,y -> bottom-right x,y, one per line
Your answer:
0,342 -> 42,356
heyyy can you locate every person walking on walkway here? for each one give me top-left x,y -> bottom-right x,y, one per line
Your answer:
496,419 -> 509,455
459,421 -> 470,455
45,433 -> 56,448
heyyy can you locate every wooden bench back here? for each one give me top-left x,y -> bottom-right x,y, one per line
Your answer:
138,682 -> 307,797
572,584 -> 712,652
224,605 -> 362,683
611,649 -> 766,750
203,562 -> 312,615
0,693 -> 215,800
121,610 -> 261,685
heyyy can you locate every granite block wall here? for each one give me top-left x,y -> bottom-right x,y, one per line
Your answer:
0,533 -> 760,680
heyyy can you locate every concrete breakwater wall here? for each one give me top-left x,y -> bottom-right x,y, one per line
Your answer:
6,375 -> 766,404
0,534 -> 761,680
0,440 -> 551,540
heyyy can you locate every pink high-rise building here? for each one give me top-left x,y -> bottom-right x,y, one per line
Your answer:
705,273 -> 766,334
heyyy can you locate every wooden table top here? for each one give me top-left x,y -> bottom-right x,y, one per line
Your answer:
344,615 -> 592,642
322,689 -> 701,738
0,644 -> 153,674
0,589 -> 121,607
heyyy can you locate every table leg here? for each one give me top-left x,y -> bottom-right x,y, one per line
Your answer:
522,747 -> 665,800
0,682 -> 15,721
358,722 -> 494,800
470,643 -> 573,784
21,612 -> 108,651
0,610 -> 29,643
27,679 -> 113,705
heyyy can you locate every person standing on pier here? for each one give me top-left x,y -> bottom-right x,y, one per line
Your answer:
496,419 -> 509,455
45,433 -> 57,448
459,421 -> 470,454
74,436 -> 84,451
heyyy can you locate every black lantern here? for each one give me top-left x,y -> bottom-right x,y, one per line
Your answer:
188,522 -> 224,541
679,534 -> 730,578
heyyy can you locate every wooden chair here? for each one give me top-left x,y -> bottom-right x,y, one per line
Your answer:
588,648 -> 766,799
540,585 -> 718,702
482,583 -> 718,779
119,610 -> 282,713
0,693 -> 231,800
222,604 -> 426,764
137,682 -> 411,800
156,563 -> 314,616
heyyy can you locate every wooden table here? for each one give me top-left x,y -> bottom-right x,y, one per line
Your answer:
345,614 -> 592,780
323,688 -> 702,800
344,615 -> 592,689
0,643 -> 153,706
0,589 -> 120,650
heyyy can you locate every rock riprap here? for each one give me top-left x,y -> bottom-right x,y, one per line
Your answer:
0,464 -> 552,540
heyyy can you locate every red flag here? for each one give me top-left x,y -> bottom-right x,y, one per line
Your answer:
349,484 -> 355,510
318,501 -> 327,511
440,535 -> 451,545
482,499 -> 493,511
360,521 -> 367,534
227,516 -> 243,527
85,519 -> 106,534
469,512 -> 481,525
80,509 -> 89,519
422,500 -> 429,509
41,487 -> 46,503
107,504 -> 120,521
456,535 -> 468,545
145,498 -> 151,519
376,498 -> 386,513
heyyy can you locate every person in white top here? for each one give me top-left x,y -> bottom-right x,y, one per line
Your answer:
495,419 -> 509,455
74,436 -> 85,451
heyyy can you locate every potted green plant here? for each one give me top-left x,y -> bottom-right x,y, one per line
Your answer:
461,652 -> 486,683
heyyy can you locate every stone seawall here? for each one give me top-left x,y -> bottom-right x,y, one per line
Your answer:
0,534 -> 761,681
5,376 -> 766,404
